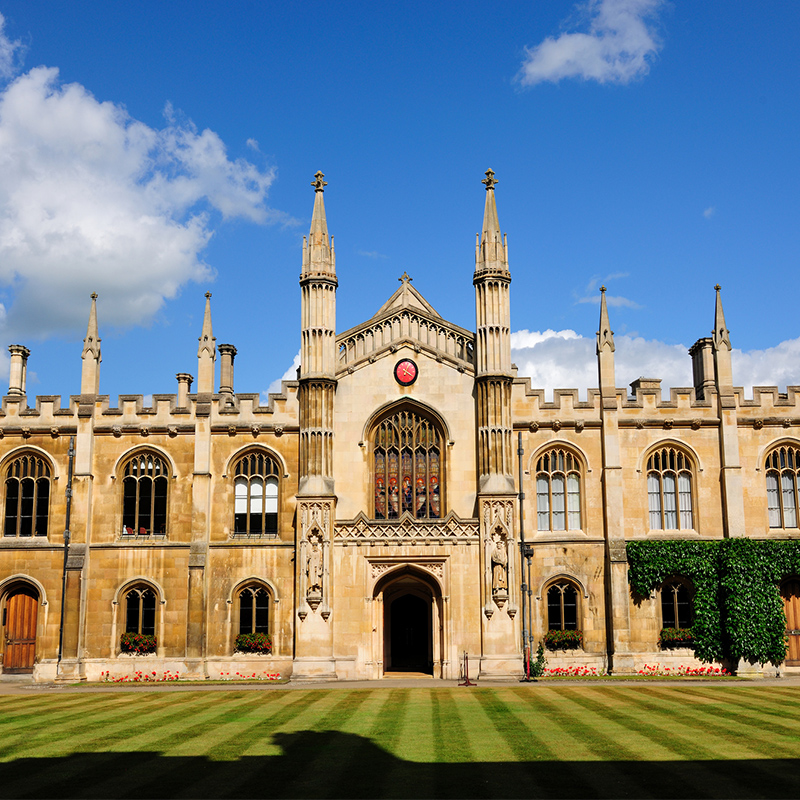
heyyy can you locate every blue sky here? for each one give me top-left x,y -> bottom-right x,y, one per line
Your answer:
0,1 -> 798,402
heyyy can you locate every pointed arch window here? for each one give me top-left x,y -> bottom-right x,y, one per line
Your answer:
766,445 -> 800,529
238,584 -> 271,635
546,580 -> 579,630
4,454 -> 51,538
121,452 -> 168,537
660,579 -> 693,630
125,585 -> 157,636
647,447 -> 694,530
233,452 -> 279,536
373,408 -> 442,520
536,449 -> 582,531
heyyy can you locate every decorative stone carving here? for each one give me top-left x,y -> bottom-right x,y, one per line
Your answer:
529,421 -> 539,433
21,427 -> 30,439
784,419 -> 792,428
227,425 -> 236,436
112,426 -> 122,438
50,427 -> 59,438
140,427 -> 150,437
481,498 -> 515,615
274,424 -> 284,437
754,419 -> 764,430
251,424 -> 261,437
663,419 -> 674,430
691,419 -> 702,430
575,420 -> 585,433
635,420 -> 645,429
370,561 -> 443,580
552,419 -> 562,432
298,499 -> 334,619
306,532 -> 323,609
168,425 -> 178,438
334,510 -> 479,542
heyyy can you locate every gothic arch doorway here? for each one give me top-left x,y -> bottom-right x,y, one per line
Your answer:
2,582 -> 39,674
374,566 -> 444,677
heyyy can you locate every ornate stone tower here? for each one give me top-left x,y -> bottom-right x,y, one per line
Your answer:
295,171 -> 337,679
474,170 -> 520,678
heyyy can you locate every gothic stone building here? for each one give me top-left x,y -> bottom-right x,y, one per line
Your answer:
1,171 -> 799,682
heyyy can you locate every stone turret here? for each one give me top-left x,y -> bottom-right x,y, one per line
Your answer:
80,293 -> 101,396
197,292 -> 216,396
474,169 -> 513,493
713,284 -> 733,394
7,345 -> 30,398
596,286 -> 615,398
298,171 -> 337,496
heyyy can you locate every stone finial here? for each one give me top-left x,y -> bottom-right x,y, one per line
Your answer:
7,344 -> 30,397
482,168 -> 498,191
312,171 -> 327,192
399,272 -> 412,284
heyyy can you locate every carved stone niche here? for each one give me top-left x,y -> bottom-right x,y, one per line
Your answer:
307,589 -> 322,612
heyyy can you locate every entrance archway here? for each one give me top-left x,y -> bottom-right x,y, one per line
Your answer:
374,566 -> 443,677
2,583 -> 39,674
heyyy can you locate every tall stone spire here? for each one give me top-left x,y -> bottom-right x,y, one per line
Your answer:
298,170 -> 337,495
80,293 -> 102,396
302,171 -> 336,280
596,286 -> 616,397
474,168 -> 514,494
197,292 -> 216,395
475,169 -> 509,279
712,284 -> 733,392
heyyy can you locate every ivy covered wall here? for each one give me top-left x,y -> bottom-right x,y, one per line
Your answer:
626,539 -> 800,666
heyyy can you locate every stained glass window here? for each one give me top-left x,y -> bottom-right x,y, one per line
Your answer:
374,409 -> 442,519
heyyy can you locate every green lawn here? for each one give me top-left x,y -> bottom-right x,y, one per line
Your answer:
0,685 -> 798,798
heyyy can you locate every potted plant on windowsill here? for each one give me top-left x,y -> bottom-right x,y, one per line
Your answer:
543,630 -> 583,650
120,632 -> 157,655
234,632 -> 272,654
659,627 -> 694,648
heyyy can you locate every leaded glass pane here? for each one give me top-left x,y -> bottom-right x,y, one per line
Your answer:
663,473 -> 677,529
782,472 -> 797,528
678,472 -> 692,529
537,476 -> 550,531
552,475 -> 566,530
567,473 -> 581,530
648,473 -> 662,529
767,473 -> 781,527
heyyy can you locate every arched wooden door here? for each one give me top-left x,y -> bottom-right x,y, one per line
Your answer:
781,579 -> 800,667
3,586 -> 39,674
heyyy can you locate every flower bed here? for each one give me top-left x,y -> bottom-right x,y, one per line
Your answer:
638,663 -> 731,677
218,671 -> 281,681
659,627 -> 694,647
120,632 -> 157,654
234,632 -> 272,654
101,670 -> 179,683
543,666 -> 605,677
543,629 -> 583,650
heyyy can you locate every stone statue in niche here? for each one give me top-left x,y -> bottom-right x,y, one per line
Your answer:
490,530 -> 508,606
306,532 -> 323,609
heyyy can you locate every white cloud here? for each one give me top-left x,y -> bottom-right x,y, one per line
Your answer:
0,13 -> 25,80
357,250 -> 388,259
266,351 -> 301,397
517,0 -> 665,86
576,293 -> 641,308
703,206 -> 716,219
0,65 -> 282,342
511,329 -> 800,400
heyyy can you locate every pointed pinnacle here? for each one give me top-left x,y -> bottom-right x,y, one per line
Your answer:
596,286 -> 615,354
312,171 -> 327,192
82,292 -> 101,358
198,292 -> 216,356
713,283 -> 731,350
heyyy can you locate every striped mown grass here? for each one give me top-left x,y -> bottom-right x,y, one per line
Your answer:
0,685 -> 798,798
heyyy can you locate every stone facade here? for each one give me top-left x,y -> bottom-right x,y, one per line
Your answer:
1,171 -> 799,682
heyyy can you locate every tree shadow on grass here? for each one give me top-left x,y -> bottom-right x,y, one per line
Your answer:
0,730 -> 797,799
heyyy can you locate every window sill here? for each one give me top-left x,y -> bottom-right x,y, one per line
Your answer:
230,533 -> 279,540
119,533 -> 168,541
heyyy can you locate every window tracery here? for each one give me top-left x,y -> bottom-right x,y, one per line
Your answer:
233,452 -> 279,536
660,579 -> 693,629
373,408 -> 442,520
535,449 -> 581,531
125,585 -> 157,636
238,584 -> 271,635
766,445 -> 800,529
121,452 -> 168,536
546,580 -> 579,631
646,447 -> 694,530
3,454 -> 51,538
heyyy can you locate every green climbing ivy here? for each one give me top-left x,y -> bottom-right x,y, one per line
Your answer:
626,540 -> 723,662
627,539 -> 800,666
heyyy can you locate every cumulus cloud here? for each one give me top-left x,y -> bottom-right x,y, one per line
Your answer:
511,329 -> 800,400
703,206 -> 716,219
266,351 -> 301,397
0,13 -> 25,80
0,64 -> 282,342
517,0 -> 665,86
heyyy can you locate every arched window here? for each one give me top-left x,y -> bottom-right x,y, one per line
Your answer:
660,580 -> 693,629
647,447 -> 694,530
121,452 -> 168,536
536,449 -> 581,531
373,408 -> 442,520
546,580 -> 579,630
3,454 -> 51,538
125,586 -> 157,635
238,584 -> 271,634
766,445 -> 800,529
233,452 -> 279,536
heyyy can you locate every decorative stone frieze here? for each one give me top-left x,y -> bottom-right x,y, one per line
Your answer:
334,511 -> 479,543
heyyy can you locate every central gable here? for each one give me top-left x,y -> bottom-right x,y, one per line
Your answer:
336,275 -> 475,377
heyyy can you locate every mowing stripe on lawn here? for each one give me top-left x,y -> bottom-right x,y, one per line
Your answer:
674,686 -> 800,731
563,688 -> 782,800
3,692 -> 263,798
626,687 -> 800,757
473,687 -> 598,799
514,687 -> 671,798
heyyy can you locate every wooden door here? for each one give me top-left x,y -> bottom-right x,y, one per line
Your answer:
3,588 -> 38,673
782,579 -> 800,667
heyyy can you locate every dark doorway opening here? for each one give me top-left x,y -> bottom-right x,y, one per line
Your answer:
388,593 -> 431,673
